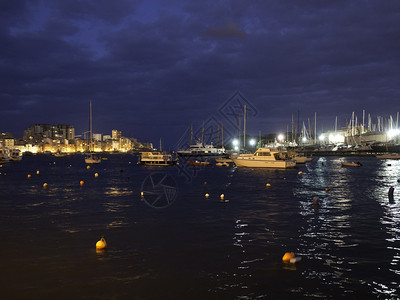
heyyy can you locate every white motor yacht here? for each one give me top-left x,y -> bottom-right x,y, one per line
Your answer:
233,148 -> 296,168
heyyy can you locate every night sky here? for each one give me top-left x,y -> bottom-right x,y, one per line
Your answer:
1,0 -> 400,148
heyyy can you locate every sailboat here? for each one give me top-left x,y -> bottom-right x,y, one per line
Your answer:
85,101 -> 101,164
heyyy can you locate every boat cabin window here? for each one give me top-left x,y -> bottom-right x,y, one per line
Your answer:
255,151 -> 271,156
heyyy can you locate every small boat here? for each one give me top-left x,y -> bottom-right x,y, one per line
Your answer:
216,162 -> 229,167
376,153 -> 400,159
137,152 -> 178,166
341,161 -> 362,167
215,157 -> 233,163
9,149 -> 22,161
232,148 -> 296,168
0,149 -> 10,162
186,160 -> 211,166
53,151 -> 67,157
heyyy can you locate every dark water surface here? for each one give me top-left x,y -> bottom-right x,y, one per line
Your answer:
1,154 -> 400,299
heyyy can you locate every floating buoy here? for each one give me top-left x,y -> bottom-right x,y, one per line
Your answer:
43,183 -> 48,188
129,161 -> 131,164
94,173 -> 99,178
36,170 -> 40,175
205,193 -> 210,198
80,180 -> 84,186
220,194 -> 224,200
325,188 -> 329,191
379,174 -> 383,177
27,174 -> 31,178
96,237 -> 107,250
86,165 -> 90,170
298,171 -> 302,175
266,183 -> 271,187
282,252 -> 295,262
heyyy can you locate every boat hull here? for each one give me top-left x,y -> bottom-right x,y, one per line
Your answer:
85,156 -> 101,164
139,160 -> 178,166
376,154 -> 400,159
233,158 -> 296,168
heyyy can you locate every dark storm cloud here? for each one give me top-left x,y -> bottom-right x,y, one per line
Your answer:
1,0 -> 400,145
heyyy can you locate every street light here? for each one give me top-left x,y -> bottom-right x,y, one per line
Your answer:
277,134 -> 284,142
249,139 -> 256,146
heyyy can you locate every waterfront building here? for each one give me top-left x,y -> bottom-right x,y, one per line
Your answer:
23,124 -> 75,143
93,133 -> 102,142
112,130 -> 121,140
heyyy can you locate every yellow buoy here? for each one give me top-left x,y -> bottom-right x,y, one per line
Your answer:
96,237 -> 107,250
325,188 -> 329,191
266,183 -> 271,187
80,180 -> 84,186
220,194 -> 224,200
86,165 -> 90,169
205,193 -> 210,198
43,183 -> 48,188
36,170 -> 40,175
94,173 -> 99,178
27,174 -> 31,178
298,171 -> 302,175
282,252 -> 295,262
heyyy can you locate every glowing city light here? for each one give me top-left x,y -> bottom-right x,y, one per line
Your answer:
278,134 -> 284,141
249,139 -> 256,146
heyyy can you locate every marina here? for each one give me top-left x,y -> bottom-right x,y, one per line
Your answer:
1,154 -> 400,298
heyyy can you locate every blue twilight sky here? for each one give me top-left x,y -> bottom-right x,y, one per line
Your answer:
1,0 -> 400,148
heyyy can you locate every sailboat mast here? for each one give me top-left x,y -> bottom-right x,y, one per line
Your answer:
221,123 -> 224,148
201,121 -> 204,145
243,104 -> 246,149
190,123 -> 193,145
90,101 -> 93,151
314,112 -> 317,144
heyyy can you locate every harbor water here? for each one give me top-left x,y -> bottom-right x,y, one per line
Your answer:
1,154 -> 400,299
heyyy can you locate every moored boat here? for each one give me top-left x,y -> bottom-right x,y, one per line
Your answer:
232,148 -> 296,168
137,152 -> 178,166
376,153 -> 400,159
341,161 -> 362,167
177,142 -> 225,157
186,160 -> 211,166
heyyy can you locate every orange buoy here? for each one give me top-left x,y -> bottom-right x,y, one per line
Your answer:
80,180 -> 84,186
43,183 -> 48,188
27,174 -> 31,178
205,193 -> 210,198
282,252 -> 295,262
36,170 -> 40,175
94,173 -> 99,178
